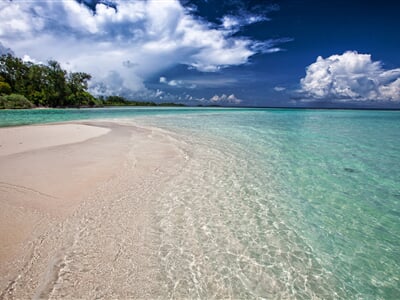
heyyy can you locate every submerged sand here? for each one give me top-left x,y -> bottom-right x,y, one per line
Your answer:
0,121 -> 186,298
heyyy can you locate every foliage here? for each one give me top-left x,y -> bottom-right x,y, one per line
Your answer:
101,96 -> 185,107
0,53 -> 185,109
0,81 -> 11,94
158,102 -> 185,107
0,93 -> 34,109
0,54 -> 94,108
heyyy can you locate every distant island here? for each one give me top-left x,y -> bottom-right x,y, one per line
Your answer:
99,95 -> 185,107
0,54 -> 184,109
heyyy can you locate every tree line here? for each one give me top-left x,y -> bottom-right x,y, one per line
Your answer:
0,54 -> 185,109
0,54 -> 98,108
100,95 -> 184,107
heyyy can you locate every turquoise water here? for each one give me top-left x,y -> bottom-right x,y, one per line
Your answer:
0,107 -> 240,127
1,108 -> 399,298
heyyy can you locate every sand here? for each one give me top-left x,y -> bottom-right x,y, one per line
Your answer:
0,121 -> 187,298
0,124 -> 110,156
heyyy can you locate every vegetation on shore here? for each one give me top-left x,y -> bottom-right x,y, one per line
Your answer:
0,54 -> 184,109
100,96 -> 184,107
0,93 -> 35,109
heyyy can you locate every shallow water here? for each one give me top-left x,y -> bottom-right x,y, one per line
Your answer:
2,108 -> 400,298
139,110 -> 400,298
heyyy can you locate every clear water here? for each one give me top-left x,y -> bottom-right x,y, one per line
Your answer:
0,107 -> 240,127
1,108 -> 399,298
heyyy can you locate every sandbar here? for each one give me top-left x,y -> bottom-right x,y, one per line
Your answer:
0,123 -> 110,156
0,120 -> 185,298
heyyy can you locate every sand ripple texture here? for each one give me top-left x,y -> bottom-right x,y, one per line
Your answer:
151,130 -> 337,299
0,122 -> 188,299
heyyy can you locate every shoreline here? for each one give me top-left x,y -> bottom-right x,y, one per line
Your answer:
1,105 -> 400,113
0,120 -> 187,298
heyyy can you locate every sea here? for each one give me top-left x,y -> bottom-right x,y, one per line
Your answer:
1,107 -> 399,298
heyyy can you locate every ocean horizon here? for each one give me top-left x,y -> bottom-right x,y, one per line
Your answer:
1,107 -> 399,298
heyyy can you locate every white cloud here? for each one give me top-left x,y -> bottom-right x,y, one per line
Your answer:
185,77 -> 237,87
21,54 -> 44,64
159,76 -> 196,88
220,3 -> 280,32
221,14 -> 267,30
209,94 -> 242,104
274,86 -> 286,92
0,41 -> 13,55
300,51 -> 400,102
0,0 -> 285,98
155,89 -> 164,97
168,80 -> 180,87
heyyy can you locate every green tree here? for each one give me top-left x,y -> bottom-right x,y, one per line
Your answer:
0,75 -> 11,94
0,82 -> 11,94
0,54 -> 29,94
46,60 -> 68,107
0,54 -> 100,108
26,64 -> 49,106
0,93 -> 34,109
67,72 -> 92,106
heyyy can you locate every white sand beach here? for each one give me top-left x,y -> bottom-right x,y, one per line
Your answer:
0,121 -> 186,298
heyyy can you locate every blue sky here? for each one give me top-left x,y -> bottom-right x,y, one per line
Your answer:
0,0 -> 399,107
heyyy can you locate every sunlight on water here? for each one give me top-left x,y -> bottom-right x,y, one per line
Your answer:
1,108 -> 399,298
138,110 -> 400,298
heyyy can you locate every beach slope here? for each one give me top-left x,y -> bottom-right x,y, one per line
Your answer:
0,121 -> 185,298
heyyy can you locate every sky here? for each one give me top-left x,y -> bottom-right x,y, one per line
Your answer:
0,0 -> 399,107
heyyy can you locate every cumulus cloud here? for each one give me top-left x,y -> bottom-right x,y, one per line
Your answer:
300,51 -> 400,102
21,54 -> 44,64
0,0 -> 286,99
159,76 -> 196,89
209,94 -> 242,104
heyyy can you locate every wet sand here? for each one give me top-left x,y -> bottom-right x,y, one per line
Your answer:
0,121 -> 186,298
